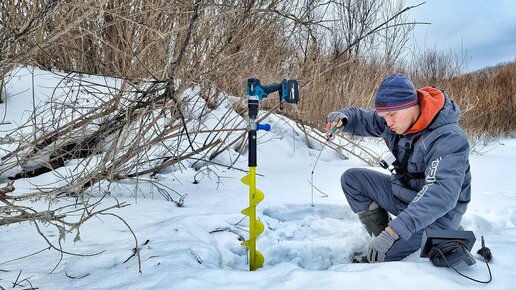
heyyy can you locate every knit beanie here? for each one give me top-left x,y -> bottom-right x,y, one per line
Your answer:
375,74 -> 418,111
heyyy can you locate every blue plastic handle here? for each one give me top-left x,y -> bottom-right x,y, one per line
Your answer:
257,123 -> 271,131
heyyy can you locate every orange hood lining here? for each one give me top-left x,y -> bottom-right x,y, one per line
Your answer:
403,87 -> 445,135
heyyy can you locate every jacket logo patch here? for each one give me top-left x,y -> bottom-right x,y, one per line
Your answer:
414,157 -> 442,202
425,157 -> 441,183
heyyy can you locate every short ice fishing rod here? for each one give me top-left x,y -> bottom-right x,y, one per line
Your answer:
310,118 -> 348,206
242,78 -> 299,271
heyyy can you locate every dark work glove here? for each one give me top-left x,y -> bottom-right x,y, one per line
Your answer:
368,230 -> 397,263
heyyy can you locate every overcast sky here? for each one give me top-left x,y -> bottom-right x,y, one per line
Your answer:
404,0 -> 516,71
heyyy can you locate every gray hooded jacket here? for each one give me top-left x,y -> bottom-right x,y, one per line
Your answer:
339,88 -> 471,241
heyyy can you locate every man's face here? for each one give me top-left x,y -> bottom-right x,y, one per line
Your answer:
377,106 -> 417,135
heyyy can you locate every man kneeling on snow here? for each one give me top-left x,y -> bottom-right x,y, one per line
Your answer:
326,74 -> 471,263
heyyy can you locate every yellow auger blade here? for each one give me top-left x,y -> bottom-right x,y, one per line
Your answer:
241,167 -> 265,270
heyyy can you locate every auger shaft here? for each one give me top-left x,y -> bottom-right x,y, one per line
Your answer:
241,166 -> 264,270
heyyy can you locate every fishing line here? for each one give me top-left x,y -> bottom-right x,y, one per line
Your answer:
310,140 -> 329,207
310,126 -> 339,207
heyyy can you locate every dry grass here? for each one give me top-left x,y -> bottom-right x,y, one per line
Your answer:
0,0 -> 420,126
0,1 -> 513,155
1,1 -> 514,170
444,62 -> 516,137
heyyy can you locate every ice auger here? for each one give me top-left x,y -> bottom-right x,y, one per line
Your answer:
242,78 -> 299,271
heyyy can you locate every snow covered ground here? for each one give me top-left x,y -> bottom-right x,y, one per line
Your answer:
1,67 -> 515,289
